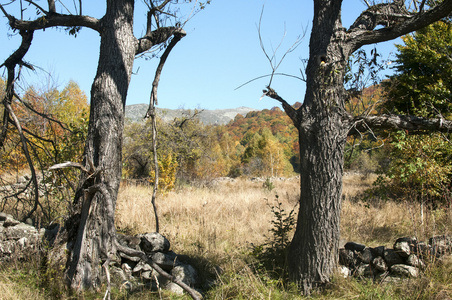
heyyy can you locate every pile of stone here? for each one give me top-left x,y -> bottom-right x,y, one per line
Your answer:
0,212 -> 45,261
0,213 -> 198,296
339,235 -> 452,281
115,232 -> 198,295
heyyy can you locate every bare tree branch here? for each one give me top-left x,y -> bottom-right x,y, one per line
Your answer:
235,73 -> 305,91
47,0 -> 56,13
24,0 -> 48,15
257,5 -> 304,87
0,7 -> 100,32
262,86 -> 300,127
136,26 -> 185,55
352,114 -> 452,134
5,101 -> 41,221
142,27 -> 186,233
348,0 -> 452,51
0,29 -> 31,147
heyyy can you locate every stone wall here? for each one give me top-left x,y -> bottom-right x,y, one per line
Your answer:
339,236 -> 452,282
0,213 -> 199,296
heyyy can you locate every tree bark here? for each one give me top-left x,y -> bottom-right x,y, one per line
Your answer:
1,0 -> 186,294
280,0 -> 452,295
286,2 -> 351,292
65,0 -> 136,290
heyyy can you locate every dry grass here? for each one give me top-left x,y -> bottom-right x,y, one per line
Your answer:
2,173 -> 452,299
117,173 -> 452,262
341,173 -> 452,247
116,178 -> 300,260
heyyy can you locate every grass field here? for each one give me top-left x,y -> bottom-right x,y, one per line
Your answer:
1,173 -> 452,299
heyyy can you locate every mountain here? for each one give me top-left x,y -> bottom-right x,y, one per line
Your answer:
125,104 -> 257,125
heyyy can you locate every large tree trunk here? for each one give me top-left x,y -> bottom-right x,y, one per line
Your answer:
288,121 -> 348,293
285,0 -> 452,294
66,0 -> 136,290
287,1 -> 351,294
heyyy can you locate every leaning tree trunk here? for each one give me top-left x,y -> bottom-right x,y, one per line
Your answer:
287,1 -> 352,294
66,0 -> 136,290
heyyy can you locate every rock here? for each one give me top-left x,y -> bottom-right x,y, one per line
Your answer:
165,264 -> 198,295
0,212 -> 11,222
2,214 -> 20,227
339,265 -> 350,278
390,264 -> 419,277
5,223 -> 43,241
393,240 -> 411,258
371,246 -> 385,258
138,232 -> 170,253
339,248 -> 355,268
141,270 -> 153,280
17,237 -> 28,249
150,251 -> 179,271
359,247 -> 374,264
414,241 -> 432,258
132,260 -> 153,273
0,240 -> 15,257
344,242 -> 365,252
372,256 -> 388,272
121,263 -> 133,280
110,266 -> 129,281
383,249 -> 404,267
117,233 -> 141,250
407,254 -> 425,270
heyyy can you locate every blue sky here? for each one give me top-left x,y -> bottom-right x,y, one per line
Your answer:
0,1 -> 399,110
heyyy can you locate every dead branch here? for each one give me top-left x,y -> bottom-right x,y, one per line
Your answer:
49,161 -> 89,173
257,5 -> 304,87
0,27 -> 40,221
352,114 -> 452,134
2,8 -> 100,32
48,0 -> 56,14
24,0 -> 48,15
262,86 -> 300,127
5,101 -> 42,221
116,242 -> 203,300
136,26 -> 186,55
143,27 -> 186,233
348,0 -> 452,51
235,73 -> 305,91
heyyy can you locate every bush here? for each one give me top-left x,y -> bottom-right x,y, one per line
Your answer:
250,195 -> 297,281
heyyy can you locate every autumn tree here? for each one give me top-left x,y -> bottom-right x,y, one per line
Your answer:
0,79 -> 89,222
0,0 -> 199,297
260,0 -> 452,295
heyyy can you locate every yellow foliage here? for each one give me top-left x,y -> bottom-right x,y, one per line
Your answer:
149,152 -> 178,193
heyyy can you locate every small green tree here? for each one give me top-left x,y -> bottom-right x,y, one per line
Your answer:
382,21 -> 452,203
384,21 -> 452,118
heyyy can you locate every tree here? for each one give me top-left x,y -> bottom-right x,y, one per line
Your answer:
0,0 -> 197,296
0,79 -> 89,222
384,21 -> 452,118
261,0 -> 452,295
381,20 -> 452,202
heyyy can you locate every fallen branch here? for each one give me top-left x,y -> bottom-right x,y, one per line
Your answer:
116,242 -> 202,300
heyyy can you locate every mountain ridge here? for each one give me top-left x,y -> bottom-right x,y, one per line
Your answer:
125,104 -> 258,125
